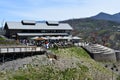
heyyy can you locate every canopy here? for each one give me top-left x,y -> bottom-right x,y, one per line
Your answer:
63,36 -> 72,39
50,37 -> 57,40
57,36 -> 63,39
72,36 -> 82,40
30,36 -> 39,39
35,37 -> 46,40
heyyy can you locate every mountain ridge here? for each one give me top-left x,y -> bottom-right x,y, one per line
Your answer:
91,12 -> 120,23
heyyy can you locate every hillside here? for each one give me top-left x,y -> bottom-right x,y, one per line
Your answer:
0,47 -> 118,80
61,18 -> 120,50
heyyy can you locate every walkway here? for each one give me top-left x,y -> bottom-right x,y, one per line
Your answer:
0,46 -> 47,64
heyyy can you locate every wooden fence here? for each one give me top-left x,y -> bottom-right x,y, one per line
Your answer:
0,46 -> 44,53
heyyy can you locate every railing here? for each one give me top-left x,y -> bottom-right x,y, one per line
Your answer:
0,46 -> 44,53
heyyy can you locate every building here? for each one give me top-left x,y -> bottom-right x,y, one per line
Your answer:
4,20 -> 73,40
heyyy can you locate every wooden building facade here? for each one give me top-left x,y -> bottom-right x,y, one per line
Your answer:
4,20 -> 73,40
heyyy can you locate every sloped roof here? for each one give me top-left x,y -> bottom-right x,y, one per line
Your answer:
5,21 -> 73,30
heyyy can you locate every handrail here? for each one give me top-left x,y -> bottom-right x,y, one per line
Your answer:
0,46 -> 42,53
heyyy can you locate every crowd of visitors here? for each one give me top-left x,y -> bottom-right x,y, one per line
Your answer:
19,39 -> 78,49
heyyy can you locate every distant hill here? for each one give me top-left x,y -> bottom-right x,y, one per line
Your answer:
61,18 -> 120,50
91,12 -> 120,23
61,18 -> 120,34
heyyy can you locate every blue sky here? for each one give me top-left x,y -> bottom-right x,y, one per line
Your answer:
0,0 -> 120,24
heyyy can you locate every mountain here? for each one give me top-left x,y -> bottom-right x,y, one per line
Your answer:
91,12 -> 120,23
113,12 -> 120,18
61,18 -> 120,50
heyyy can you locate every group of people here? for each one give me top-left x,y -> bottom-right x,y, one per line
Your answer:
19,39 -> 78,49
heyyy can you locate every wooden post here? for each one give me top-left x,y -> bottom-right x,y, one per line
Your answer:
2,54 -> 5,70
20,47 -> 21,52
13,47 -> 15,52
2,54 -> 5,63
0,48 -> 1,53
7,48 -> 9,53
26,47 -> 27,52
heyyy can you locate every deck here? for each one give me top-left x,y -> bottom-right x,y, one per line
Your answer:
0,46 -> 47,64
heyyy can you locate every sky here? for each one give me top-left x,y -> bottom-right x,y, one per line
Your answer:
0,0 -> 120,25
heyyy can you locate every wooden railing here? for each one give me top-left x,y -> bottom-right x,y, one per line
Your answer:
0,46 -> 44,53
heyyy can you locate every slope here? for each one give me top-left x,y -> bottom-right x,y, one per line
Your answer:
0,47 -> 118,80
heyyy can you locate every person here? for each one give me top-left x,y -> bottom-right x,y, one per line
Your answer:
46,42 -> 49,49
45,41 -> 49,49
